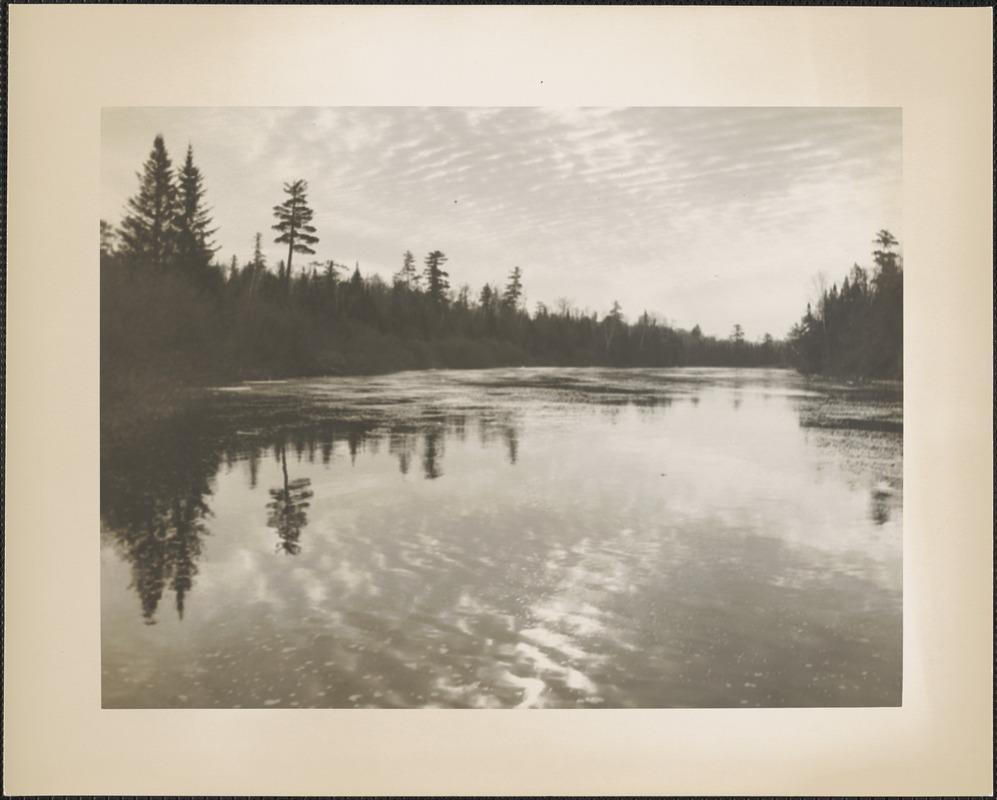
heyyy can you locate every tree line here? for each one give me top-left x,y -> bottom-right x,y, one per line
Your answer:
102,135 -> 789,417
786,229 -> 903,380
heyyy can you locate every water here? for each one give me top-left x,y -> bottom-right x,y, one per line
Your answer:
101,367 -> 902,708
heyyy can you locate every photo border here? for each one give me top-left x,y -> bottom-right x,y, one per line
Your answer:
6,6 -> 993,795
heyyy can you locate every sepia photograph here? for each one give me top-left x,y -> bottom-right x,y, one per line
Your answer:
100,106 -> 903,709
8,5 -> 991,795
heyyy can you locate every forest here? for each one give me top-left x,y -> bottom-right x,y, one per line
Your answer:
785,229 -> 903,380
101,135 -> 901,424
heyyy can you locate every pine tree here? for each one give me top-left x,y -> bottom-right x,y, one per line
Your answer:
251,232 -> 267,272
250,231 -> 268,287
870,229 -> 902,378
273,180 -> 319,290
173,144 -> 218,281
603,301 -> 624,352
423,250 -> 450,303
479,283 -> 494,310
393,250 -> 420,289
502,266 -> 523,310
323,259 -> 344,285
118,134 -> 177,269
872,229 -> 900,277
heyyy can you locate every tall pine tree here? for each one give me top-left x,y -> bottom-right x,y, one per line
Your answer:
118,134 -> 176,270
423,250 -> 450,304
502,266 -> 523,310
273,180 -> 319,291
173,144 -> 218,282
248,232 -> 267,295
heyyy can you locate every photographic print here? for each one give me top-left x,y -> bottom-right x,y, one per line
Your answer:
100,106 -> 903,710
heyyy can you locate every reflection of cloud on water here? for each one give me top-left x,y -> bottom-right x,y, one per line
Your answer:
471,535 -> 647,708
507,638 -> 601,707
332,559 -> 378,597
520,628 -> 589,663
104,368 -> 902,707
531,596 -> 612,639
504,671 -> 547,709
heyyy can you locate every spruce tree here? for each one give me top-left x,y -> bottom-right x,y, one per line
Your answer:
173,144 -> 218,281
248,232 -> 267,295
479,283 -> 494,310
423,250 -> 450,303
252,232 -> 267,273
273,180 -> 319,290
502,266 -> 523,310
118,134 -> 177,269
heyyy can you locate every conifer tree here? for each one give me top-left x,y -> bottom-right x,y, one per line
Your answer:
252,232 -> 267,271
100,219 -> 118,258
423,250 -> 450,304
350,262 -> 363,290
502,266 -> 523,310
603,300 -> 624,351
479,283 -> 494,310
872,229 -> 900,276
118,134 -> 177,269
173,144 -> 218,281
273,180 -> 319,290
393,250 -> 420,289
248,232 -> 267,295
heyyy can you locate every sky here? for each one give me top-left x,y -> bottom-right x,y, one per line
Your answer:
102,107 -> 901,340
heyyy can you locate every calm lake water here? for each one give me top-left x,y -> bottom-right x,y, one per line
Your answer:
101,367 -> 902,708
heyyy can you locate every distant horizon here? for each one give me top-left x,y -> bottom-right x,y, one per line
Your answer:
102,107 -> 902,341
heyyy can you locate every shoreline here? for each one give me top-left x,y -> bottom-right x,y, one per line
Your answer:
101,361 -> 903,449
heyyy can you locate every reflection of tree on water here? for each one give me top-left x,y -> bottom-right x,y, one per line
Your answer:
473,413 -> 522,466
792,387 -> 902,528
247,446 -> 260,489
389,431 -> 417,476
391,417 -> 516,476
267,437 -> 313,555
422,428 -> 444,479
503,425 -> 519,465
347,428 -> 363,466
450,414 -> 467,442
166,497 -> 206,619
106,405 -> 542,622
101,413 -> 217,624
869,483 -> 896,525
123,496 -> 209,623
